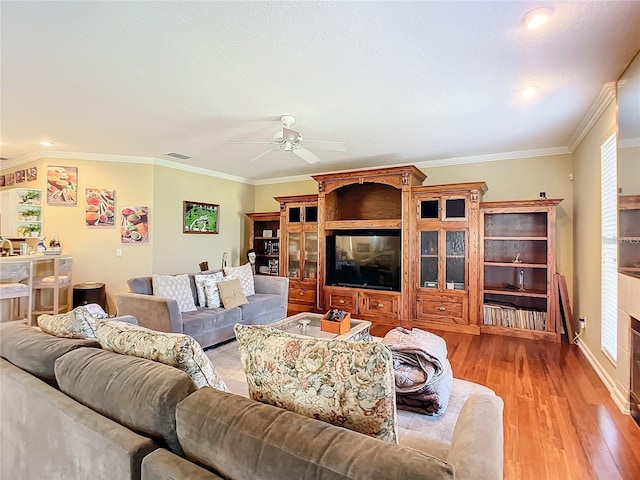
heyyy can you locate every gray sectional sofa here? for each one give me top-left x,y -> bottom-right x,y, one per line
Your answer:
0,322 -> 504,480
114,271 -> 288,349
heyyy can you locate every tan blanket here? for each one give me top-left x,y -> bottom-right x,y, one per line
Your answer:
382,327 -> 453,416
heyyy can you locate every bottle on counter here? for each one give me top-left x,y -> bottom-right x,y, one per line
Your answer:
49,231 -> 61,252
37,237 -> 47,254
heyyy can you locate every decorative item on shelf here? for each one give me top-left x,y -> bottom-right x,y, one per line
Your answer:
517,269 -> 525,291
321,309 -> 351,334
513,253 -> 522,263
28,224 -> 41,237
221,252 -> 228,269
199,261 -> 209,272
262,229 -> 273,238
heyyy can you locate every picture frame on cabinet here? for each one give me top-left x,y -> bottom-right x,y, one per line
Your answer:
183,201 -> 219,234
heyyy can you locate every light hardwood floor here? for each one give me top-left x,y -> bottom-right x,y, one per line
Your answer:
371,326 -> 640,480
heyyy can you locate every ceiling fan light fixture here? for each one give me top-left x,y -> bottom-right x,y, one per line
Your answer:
520,86 -> 539,100
522,7 -> 553,29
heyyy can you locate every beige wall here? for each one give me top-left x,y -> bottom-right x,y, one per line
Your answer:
1,158 -> 252,312
254,179 -> 318,212
572,100 -> 617,379
152,166 -> 254,274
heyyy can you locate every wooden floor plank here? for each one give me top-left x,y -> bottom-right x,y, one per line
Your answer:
424,329 -> 640,480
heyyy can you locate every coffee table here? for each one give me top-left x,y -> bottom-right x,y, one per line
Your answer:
269,312 -> 372,342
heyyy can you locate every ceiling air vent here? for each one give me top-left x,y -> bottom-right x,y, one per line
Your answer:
165,152 -> 192,160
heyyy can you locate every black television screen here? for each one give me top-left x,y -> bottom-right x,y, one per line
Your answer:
326,231 -> 401,291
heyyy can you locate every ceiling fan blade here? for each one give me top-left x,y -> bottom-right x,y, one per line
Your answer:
227,141 -> 274,145
249,146 -> 281,162
293,147 -> 321,164
302,140 -> 347,152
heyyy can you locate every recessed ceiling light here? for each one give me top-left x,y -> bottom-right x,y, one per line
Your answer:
41,141 -> 55,147
521,86 -> 539,100
522,7 -> 554,29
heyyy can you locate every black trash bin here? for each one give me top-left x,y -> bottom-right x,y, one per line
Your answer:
73,282 -> 107,312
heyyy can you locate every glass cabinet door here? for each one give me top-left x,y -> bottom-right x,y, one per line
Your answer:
287,232 -> 301,278
303,232 -> 318,279
420,231 -> 439,288
445,230 -> 466,289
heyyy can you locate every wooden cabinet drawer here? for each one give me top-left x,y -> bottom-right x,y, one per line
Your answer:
290,287 -> 316,304
325,288 -> 358,312
360,292 -> 400,319
416,293 -> 467,325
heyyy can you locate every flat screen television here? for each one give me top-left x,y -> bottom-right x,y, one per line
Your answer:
326,230 -> 401,291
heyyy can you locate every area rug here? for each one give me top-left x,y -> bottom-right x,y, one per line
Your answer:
205,339 -> 247,384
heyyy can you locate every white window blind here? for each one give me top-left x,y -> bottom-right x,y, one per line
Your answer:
601,132 -> 617,362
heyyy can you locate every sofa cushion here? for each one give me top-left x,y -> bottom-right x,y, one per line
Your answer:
54,347 -> 196,456
181,307 -> 242,339
217,278 -> 249,309
239,293 -> 285,324
37,306 -> 100,339
176,388 -> 454,480
194,272 -> 224,307
152,274 -> 197,313
234,324 -> 398,443
0,322 -> 99,384
202,274 -> 232,308
96,320 -> 229,392
223,263 -> 255,296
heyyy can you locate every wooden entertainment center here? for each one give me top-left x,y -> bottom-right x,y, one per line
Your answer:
247,165 -> 562,341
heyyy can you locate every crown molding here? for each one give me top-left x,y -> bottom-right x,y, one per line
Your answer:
568,82 -> 616,152
0,151 -> 255,185
414,146 -> 571,169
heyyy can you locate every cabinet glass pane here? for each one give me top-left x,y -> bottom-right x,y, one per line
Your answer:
420,231 -> 439,288
445,231 -> 465,289
420,231 -> 438,255
446,231 -> 465,256
288,207 -> 301,223
304,232 -> 318,279
420,200 -> 439,219
421,257 -> 438,288
445,198 -> 465,218
305,206 -> 318,223
287,232 -> 301,278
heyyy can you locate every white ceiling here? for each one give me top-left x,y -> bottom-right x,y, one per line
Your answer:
2,1 -> 639,183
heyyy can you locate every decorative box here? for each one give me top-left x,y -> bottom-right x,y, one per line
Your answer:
321,311 -> 351,334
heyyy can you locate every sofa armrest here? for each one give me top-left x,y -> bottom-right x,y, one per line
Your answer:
142,448 -> 223,480
109,314 -> 138,325
446,394 -> 504,480
254,275 -> 288,303
114,292 -> 183,334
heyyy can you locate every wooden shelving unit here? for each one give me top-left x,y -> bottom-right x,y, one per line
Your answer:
245,212 -> 280,276
480,199 -> 562,341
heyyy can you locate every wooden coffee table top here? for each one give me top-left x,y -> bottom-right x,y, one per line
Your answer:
269,312 -> 372,341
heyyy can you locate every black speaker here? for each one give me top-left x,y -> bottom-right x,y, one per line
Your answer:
73,282 -> 107,312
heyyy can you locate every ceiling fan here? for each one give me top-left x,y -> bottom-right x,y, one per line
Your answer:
228,115 -> 346,164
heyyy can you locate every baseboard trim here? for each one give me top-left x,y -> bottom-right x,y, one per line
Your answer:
575,338 -> 630,414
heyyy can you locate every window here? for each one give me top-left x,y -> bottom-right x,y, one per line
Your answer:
601,132 -> 617,362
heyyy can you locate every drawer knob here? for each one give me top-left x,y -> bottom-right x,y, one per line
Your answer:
377,303 -> 384,309
438,306 -> 446,311
299,291 -> 305,296
339,299 -> 345,304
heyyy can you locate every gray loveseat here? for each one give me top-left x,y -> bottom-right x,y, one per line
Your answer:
114,270 -> 288,349
0,322 -> 504,480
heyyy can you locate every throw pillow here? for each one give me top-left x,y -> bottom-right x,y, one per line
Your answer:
217,278 -> 249,309
194,272 -> 224,307
96,320 -> 229,392
234,324 -> 398,443
223,263 -> 255,297
152,273 -> 197,313
37,306 -> 99,339
202,275 -> 232,309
